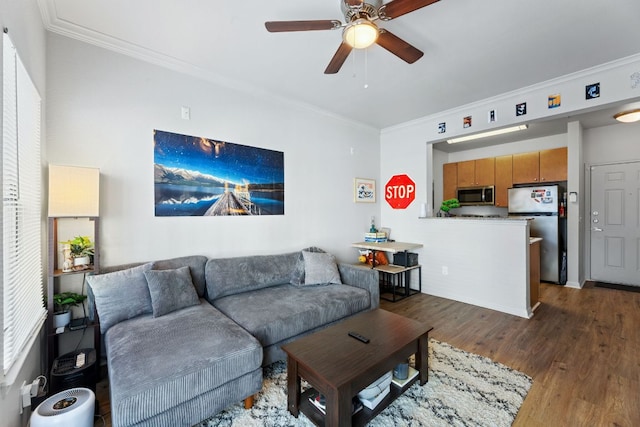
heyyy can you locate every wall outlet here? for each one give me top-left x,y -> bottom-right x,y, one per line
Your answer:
19,381 -> 31,414
442,266 -> 449,275
181,106 -> 190,120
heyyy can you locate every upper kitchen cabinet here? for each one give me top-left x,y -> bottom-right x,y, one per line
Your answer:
513,147 -> 567,184
512,151 -> 540,183
443,162 -> 458,200
494,155 -> 513,207
457,158 -> 495,187
539,147 -> 568,182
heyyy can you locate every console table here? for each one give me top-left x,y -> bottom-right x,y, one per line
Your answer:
352,241 -> 423,302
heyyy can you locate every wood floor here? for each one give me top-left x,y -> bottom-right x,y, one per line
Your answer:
94,282 -> 640,426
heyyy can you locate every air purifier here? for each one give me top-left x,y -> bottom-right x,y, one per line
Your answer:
31,387 -> 94,427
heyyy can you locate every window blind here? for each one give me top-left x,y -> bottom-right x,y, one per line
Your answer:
2,32 -> 46,381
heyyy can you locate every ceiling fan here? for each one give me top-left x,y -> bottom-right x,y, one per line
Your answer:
265,0 -> 440,74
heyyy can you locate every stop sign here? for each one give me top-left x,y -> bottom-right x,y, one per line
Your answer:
385,174 -> 416,209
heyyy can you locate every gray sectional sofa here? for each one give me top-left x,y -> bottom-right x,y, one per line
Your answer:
87,249 -> 379,427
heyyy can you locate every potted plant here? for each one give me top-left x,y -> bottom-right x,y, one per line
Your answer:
61,235 -> 94,267
439,198 -> 460,217
52,292 -> 87,328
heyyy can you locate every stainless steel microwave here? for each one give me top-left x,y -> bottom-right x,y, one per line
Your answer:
456,186 -> 495,206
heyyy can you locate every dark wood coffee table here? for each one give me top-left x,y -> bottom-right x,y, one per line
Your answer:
281,309 -> 433,427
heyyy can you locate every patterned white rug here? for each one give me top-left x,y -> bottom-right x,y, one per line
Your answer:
197,339 -> 532,426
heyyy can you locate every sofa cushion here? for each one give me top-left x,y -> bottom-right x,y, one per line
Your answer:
302,251 -> 342,286
87,262 -> 153,334
144,266 -> 200,317
213,283 -> 371,347
205,252 -> 300,301
105,300 -> 262,427
290,246 -> 325,286
151,255 -> 208,297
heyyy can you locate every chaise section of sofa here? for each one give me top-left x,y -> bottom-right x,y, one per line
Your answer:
106,302 -> 262,427
88,255 -> 262,427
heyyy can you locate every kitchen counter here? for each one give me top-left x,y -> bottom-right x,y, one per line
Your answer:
419,216 -> 535,318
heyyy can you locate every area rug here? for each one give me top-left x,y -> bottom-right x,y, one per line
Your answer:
196,339 -> 532,427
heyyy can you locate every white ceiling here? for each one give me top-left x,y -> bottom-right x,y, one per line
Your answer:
38,0 -> 640,131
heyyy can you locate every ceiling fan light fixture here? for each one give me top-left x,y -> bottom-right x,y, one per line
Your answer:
343,19 -> 378,49
613,109 -> 640,123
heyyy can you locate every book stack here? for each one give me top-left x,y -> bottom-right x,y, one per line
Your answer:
357,371 -> 392,410
364,232 -> 387,242
391,366 -> 419,389
358,385 -> 390,410
308,391 -> 363,415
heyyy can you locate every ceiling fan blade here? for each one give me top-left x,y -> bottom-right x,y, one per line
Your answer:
379,0 -> 440,20
345,0 -> 364,6
324,42 -> 353,74
376,29 -> 424,63
265,20 -> 341,32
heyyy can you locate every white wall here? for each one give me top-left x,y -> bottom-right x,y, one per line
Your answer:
0,0 -> 47,425
45,34 -> 381,266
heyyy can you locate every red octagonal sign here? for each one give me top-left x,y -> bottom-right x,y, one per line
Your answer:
385,174 -> 416,209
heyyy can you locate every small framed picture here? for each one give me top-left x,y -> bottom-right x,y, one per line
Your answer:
438,122 -> 446,134
488,109 -> 497,123
516,102 -> 527,116
354,178 -> 376,203
548,94 -> 561,109
585,82 -> 600,99
463,116 -> 472,128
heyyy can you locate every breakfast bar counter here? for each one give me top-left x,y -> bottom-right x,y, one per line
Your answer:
418,216 -> 535,318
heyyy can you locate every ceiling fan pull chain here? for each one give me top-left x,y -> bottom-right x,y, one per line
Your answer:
364,48 -> 369,89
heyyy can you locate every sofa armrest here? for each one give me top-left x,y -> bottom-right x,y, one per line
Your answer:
338,263 -> 379,309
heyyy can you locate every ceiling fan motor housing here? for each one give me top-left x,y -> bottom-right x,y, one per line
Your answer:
342,0 -> 383,22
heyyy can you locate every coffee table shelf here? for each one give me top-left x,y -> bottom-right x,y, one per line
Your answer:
299,376 -> 419,427
282,309 -> 433,427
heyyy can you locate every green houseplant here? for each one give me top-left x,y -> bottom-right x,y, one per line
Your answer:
52,292 -> 87,328
61,235 -> 94,267
439,198 -> 460,216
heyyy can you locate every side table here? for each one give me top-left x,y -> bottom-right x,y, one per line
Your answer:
352,241 -> 423,302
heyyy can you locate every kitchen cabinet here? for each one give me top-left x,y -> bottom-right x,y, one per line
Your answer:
539,147 -> 567,182
494,155 -> 513,207
512,151 -> 540,184
513,147 -> 567,184
457,158 -> 495,187
443,162 -> 457,200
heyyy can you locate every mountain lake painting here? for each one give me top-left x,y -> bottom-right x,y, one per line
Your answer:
154,130 -> 284,216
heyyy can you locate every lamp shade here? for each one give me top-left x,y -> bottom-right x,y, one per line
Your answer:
48,165 -> 100,217
343,19 -> 378,49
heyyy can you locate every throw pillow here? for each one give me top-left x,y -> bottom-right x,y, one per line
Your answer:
290,246 -> 325,286
87,262 -> 153,334
144,266 -> 200,317
302,251 -> 343,286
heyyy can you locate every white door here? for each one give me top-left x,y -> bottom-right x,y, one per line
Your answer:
590,162 -> 640,286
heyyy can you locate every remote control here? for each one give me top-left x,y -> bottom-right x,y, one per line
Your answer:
348,331 -> 370,343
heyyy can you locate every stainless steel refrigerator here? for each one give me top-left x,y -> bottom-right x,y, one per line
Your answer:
508,185 -> 563,284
